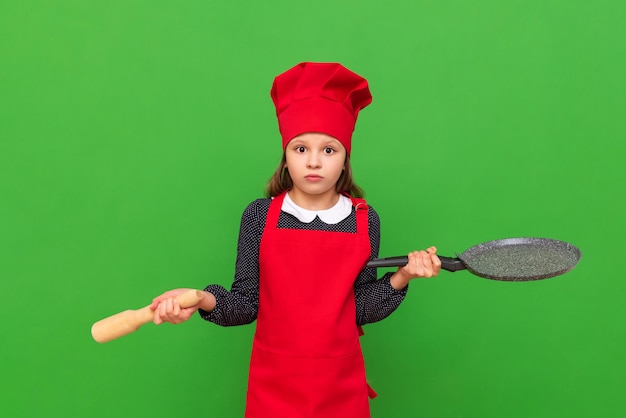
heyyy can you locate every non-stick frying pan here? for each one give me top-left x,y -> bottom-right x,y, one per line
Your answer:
366,237 -> 581,281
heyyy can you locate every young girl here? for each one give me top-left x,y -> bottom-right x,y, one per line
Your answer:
150,62 -> 441,418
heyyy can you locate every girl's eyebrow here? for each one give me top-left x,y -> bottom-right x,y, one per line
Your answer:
322,143 -> 341,149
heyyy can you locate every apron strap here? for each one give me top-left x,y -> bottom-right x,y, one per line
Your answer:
265,191 -> 287,230
367,383 -> 378,399
348,196 -> 369,235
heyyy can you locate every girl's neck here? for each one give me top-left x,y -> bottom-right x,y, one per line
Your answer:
287,189 -> 340,211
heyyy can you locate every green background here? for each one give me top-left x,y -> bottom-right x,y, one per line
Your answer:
1,1 -> 624,417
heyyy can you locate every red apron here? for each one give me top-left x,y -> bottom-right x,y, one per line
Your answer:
245,191 -> 372,418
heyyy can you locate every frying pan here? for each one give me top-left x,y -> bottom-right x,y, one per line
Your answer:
366,237 -> 581,281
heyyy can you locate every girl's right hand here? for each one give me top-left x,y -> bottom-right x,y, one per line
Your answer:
149,288 -> 201,325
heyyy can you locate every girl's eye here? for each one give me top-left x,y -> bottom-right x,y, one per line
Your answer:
323,147 -> 335,154
295,146 -> 306,153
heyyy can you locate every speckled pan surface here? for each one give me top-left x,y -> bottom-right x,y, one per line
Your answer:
459,237 -> 582,281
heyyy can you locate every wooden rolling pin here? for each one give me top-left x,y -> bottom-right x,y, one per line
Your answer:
91,289 -> 204,343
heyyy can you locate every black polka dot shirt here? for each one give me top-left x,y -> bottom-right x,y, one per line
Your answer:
199,198 -> 408,327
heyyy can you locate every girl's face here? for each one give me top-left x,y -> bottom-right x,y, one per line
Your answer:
284,133 -> 346,209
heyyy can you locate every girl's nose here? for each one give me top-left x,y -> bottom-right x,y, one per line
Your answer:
306,153 -> 321,168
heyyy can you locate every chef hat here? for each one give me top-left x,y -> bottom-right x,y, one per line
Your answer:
270,62 -> 372,154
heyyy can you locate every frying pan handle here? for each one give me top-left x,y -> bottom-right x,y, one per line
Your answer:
366,255 -> 467,272
439,256 -> 466,272
366,256 -> 408,268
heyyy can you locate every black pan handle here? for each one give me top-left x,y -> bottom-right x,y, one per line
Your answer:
366,255 -> 467,272
366,256 -> 407,268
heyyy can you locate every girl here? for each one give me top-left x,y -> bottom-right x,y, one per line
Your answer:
150,62 -> 441,418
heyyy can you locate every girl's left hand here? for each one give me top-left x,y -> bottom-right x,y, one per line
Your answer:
390,246 -> 441,290
404,246 -> 441,279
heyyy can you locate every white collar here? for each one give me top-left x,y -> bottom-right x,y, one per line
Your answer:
281,192 -> 352,224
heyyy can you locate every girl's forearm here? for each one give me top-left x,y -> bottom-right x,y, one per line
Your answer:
198,291 -> 217,312
389,271 -> 410,290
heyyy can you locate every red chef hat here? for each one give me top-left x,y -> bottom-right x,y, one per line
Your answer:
270,62 -> 372,154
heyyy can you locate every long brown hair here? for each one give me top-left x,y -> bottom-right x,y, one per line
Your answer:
264,153 -> 364,198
